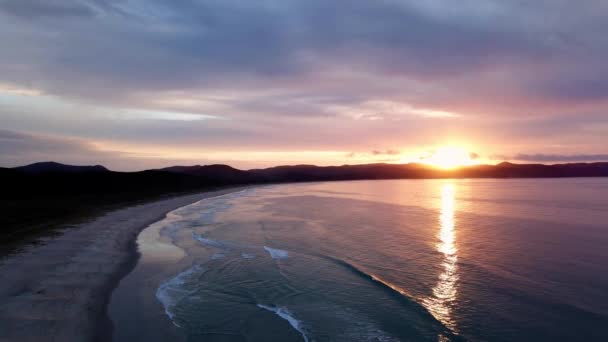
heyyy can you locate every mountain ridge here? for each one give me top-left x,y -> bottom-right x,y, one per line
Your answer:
5,161 -> 608,192
3,161 -> 608,241
14,161 -> 109,174
10,160 -> 608,180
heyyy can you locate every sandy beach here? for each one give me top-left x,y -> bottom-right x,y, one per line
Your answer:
0,187 -> 246,342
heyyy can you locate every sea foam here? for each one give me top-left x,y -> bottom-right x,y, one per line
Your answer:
211,252 -> 225,260
192,232 -> 225,248
156,264 -> 205,326
263,246 -> 288,259
241,252 -> 256,259
257,304 -> 308,342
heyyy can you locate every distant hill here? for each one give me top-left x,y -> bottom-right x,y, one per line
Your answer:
246,162 -> 608,182
2,161 -> 607,242
161,164 -> 256,183
0,166 -> 224,244
14,161 -> 109,174
249,163 -> 435,182
3,161 -> 608,200
158,161 -> 608,183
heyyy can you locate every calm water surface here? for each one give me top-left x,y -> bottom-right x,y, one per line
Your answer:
110,179 -> 608,341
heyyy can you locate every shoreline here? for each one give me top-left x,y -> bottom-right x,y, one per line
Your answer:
0,187 -> 248,342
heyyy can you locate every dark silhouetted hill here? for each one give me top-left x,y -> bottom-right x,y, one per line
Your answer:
244,162 -> 608,182
1,168 -> 218,200
161,164 -> 256,183
14,161 -> 109,174
4,161 -> 608,200
1,165 -> 234,243
2,161 -> 608,245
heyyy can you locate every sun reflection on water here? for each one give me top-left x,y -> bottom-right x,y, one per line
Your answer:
423,183 -> 459,333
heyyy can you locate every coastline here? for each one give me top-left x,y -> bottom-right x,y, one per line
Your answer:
0,187 -> 248,342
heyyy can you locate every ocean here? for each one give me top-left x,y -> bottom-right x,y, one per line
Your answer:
109,178 -> 608,341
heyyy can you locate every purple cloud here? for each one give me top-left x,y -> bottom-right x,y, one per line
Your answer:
372,149 -> 401,156
514,154 -> 608,163
0,1 -> 607,167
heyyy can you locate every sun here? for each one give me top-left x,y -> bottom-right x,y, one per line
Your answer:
421,146 -> 477,169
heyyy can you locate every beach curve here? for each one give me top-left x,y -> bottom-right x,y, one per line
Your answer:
0,187 -> 247,342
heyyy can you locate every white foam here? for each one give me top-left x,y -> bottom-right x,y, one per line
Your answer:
156,264 -> 205,326
241,252 -> 256,259
211,252 -> 225,260
263,246 -> 288,259
192,232 -> 225,248
257,304 -> 308,342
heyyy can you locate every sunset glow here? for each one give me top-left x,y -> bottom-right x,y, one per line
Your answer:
421,147 -> 479,169
0,1 -> 607,169
2,2 -> 608,341
423,183 -> 459,330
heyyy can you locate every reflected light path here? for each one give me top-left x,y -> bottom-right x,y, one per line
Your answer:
422,183 -> 459,333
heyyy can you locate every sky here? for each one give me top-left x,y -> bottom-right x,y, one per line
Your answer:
1,0 -> 607,170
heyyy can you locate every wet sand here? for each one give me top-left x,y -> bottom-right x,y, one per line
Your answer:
0,187 -> 246,342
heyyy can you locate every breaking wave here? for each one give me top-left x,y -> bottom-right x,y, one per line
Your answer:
257,304 -> 309,342
192,232 -> 226,249
156,264 -> 205,326
322,256 -> 460,339
264,246 -> 289,259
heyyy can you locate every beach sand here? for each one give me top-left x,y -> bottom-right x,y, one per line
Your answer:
0,188 -> 246,342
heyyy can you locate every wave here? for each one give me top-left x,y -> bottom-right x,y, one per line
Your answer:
211,252 -> 226,260
264,246 -> 289,259
257,304 -> 309,342
156,264 -> 205,327
324,256 -> 413,296
192,232 -> 226,249
369,274 -> 411,297
155,189 -> 252,249
321,256 -> 461,340
194,233 -> 285,261
171,189 -> 246,219
241,252 -> 256,259
324,304 -> 401,342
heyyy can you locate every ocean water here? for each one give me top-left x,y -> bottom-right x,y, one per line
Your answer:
109,179 -> 608,341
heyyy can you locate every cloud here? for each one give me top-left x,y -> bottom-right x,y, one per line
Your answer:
0,129 -> 383,170
326,100 -> 460,120
372,149 -> 401,156
513,153 -> 608,163
489,153 -> 608,163
345,149 -> 402,163
115,109 -> 219,121
1,1 -> 608,167
0,82 -> 42,96
0,129 -> 206,171
0,129 -> 128,169
0,0 -> 97,19
1,0 -> 607,115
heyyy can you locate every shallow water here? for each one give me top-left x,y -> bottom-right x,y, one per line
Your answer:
110,179 -> 608,341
